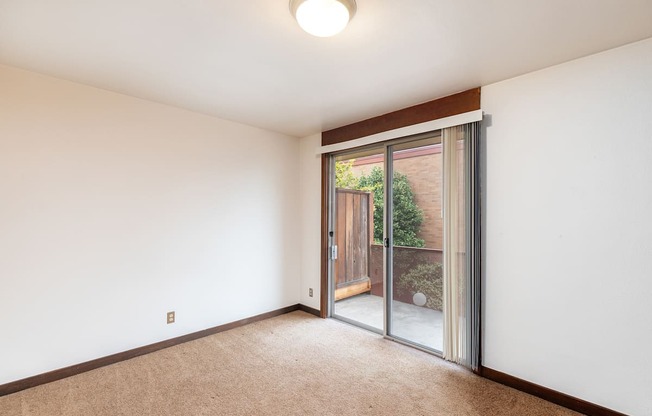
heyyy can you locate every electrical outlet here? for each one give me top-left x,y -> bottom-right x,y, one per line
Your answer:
167,311 -> 175,324
309,288 -> 313,297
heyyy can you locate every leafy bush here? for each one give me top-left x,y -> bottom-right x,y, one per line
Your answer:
357,166 -> 425,248
397,263 -> 443,310
335,159 -> 359,189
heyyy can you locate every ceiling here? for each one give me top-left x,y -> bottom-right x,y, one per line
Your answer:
1,1 -> 652,138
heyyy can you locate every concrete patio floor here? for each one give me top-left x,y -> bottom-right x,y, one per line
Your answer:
334,293 -> 443,352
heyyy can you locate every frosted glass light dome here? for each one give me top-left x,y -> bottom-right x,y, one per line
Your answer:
290,0 -> 357,37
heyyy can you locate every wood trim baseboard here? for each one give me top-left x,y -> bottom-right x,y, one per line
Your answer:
322,88 -> 481,146
298,304 -> 321,317
479,366 -> 627,416
0,304 -> 301,397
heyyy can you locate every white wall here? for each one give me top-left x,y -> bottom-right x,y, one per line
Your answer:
0,65 -> 301,385
482,37 -> 652,416
299,134 -> 322,310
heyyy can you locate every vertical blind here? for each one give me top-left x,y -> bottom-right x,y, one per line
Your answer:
442,122 -> 481,370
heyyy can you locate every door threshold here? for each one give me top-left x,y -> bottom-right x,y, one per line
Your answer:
330,314 -> 383,336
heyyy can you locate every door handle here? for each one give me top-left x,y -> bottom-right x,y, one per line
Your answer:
383,237 -> 390,248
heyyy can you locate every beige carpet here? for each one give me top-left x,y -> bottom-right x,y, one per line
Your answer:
0,311 -> 579,415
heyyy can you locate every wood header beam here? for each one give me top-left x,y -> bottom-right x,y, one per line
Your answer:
322,88 -> 480,146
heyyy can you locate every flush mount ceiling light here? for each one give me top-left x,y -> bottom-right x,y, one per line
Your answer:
290,0 -> 357,37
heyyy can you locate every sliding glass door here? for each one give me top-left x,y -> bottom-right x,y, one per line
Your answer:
330,146 -> 385,333
386,136 -> 444,351
328,124 -> 480,365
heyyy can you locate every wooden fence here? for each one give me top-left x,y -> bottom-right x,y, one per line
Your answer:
333,188 -> 373,300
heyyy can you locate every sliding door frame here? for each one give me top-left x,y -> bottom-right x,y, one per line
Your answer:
327,145 -> 385,334
320,154 -> 330,318
383,143 -> 393,339
326,132 -> 446,355
383,135 -> 445,355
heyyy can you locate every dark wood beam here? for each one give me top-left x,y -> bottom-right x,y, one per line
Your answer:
322,88 -> 480,146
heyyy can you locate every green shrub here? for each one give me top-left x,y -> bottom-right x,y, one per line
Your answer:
335,159 -> 359,189
357,166 -> 425,248
397,263 -> 443,310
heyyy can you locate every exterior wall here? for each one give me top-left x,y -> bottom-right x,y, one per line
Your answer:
369,244 -> 443,306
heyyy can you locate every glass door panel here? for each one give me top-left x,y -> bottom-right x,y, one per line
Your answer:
387,135 -> 444,352
331,148 -> 385,332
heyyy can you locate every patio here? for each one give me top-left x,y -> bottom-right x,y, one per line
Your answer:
334,293 -> 443,352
